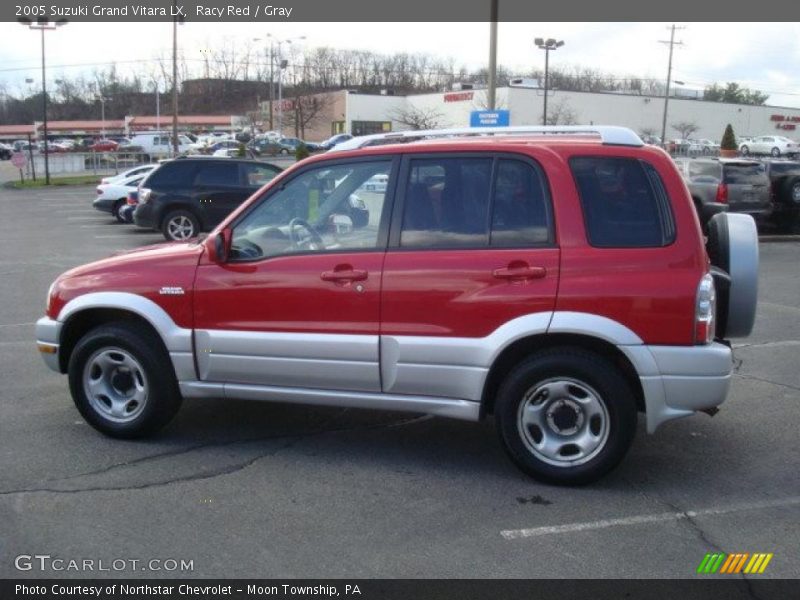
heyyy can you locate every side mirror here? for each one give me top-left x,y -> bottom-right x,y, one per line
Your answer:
210,228 -> 231,263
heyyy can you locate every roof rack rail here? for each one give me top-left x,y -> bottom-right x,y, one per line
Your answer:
329,125 -> 643,152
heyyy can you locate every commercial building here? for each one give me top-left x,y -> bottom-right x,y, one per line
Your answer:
276,86 -> 800,143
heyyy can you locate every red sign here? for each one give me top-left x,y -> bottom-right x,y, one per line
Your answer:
776,123 -> 797,130
444,91 -> 474,103
11,152 -> 26,169
770,114 -> 800,123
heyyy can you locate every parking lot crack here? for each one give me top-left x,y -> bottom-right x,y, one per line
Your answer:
0,412 -> 429,497
734,372 -> 800,393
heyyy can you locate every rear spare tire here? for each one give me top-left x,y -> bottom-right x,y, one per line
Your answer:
706,212 -> 759,338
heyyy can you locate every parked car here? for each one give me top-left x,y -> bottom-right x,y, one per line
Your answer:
37,126 -> 760,484
93,174 -> 146,222
88,139 -> 119,152
696,139 -> 720,155
247,138 -> 282,157
133,157 -> 283,240
100,164 -> 158,185
319,133 -> 354,151
208,140 -> 241,153
758,159 -> 800,229
127,131 -> 194,159
739,135 -> 798,157
12,140 -> 34,153
276,137 -> 312,155
674,157 -> 772,223
0,143 -> 12,160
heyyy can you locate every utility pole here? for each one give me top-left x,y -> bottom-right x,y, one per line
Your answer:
487,0 -> 498,110
659,24 -> 684,149
171,0 -> 179,155
269,42 -> 274,130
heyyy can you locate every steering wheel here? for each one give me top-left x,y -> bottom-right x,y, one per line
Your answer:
288,217 -> 324,250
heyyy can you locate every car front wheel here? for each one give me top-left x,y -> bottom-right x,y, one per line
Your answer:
67,322 -> 182,438
162,209 -> 200,241
495,348 -> 637,485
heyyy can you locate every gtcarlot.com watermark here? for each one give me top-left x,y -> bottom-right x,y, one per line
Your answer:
15,553 -> 194,573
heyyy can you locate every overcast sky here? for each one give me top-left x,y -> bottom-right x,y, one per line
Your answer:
2,22 -> 800,107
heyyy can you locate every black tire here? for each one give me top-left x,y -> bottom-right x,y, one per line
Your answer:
111,199 -> 125,223
740,145 -> 749,156
161,209 -> 200,241
771,147 -> 781,158
495,348 -> 637,485
280,148 -> 289,155
67,322 -> 182,438
783,177 -> 800,206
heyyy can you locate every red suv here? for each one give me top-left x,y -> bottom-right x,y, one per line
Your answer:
36,126 -> 759,484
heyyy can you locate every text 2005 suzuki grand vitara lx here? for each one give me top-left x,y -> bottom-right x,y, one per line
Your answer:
36,126 -> 758,484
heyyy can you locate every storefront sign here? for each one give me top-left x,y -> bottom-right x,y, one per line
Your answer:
470,110 -> 510,127
444,91 -> 474,103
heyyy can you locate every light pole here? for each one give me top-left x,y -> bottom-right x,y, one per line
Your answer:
97,96 -> 106,138
254,35 -> 305,135
534,37 -> 564,126
19,17 -> 68,185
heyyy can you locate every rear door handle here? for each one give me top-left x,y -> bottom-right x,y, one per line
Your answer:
321,265 -> 369,283
492,263 -> 547,281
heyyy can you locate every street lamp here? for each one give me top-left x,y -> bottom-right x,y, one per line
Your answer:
253,35 -> 305,134
19,17 -> 68,185
534,37 -> 564,126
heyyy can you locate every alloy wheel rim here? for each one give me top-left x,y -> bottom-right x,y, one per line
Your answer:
517,377 -> 610,467
82,347 -> 148,423
167,216 -> 194,240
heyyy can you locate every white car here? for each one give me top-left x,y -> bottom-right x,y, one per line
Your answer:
92,173 -> 146,222
100,164 -> 157,185
740,135 -> 798,157
696,139 -> 720,154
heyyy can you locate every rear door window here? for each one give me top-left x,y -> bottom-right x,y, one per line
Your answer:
570,157 -> 675,248
491,159 -> 553,246
400,157 -> 492,248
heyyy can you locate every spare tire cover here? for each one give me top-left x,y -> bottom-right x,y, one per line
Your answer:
707,212 -> 759,338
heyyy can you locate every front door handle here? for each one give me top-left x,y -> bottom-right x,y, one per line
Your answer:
492,262 -> 547,281
321,265 -> 369,283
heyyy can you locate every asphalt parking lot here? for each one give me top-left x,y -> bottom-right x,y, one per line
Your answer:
0,184 -> 798,581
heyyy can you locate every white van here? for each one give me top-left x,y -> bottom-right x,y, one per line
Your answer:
128,131 -> 193,158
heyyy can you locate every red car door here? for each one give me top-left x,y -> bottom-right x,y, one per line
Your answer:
380,154 -> 560,401
192,157 -> 397,393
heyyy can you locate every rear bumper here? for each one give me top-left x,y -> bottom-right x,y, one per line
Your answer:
35,316 -> 62,373
133,203 -> 156,229
621,342 -> 733,433
92,197 -> 115,213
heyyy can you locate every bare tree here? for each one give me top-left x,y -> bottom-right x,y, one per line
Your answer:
282,92 -> 336,139
390,106 -> 444,130
672,121 -> 699,139
545,98 -> 578,125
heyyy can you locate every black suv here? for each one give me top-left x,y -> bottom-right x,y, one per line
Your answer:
133,157 -> 282,241
760,159 -> 800,230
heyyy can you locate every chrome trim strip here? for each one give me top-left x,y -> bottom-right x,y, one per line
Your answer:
179,381 -> 481,422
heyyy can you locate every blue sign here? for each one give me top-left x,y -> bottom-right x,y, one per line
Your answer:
470,110 -> 510,127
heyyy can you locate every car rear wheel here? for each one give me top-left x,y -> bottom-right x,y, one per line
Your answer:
280,148 -> 289,155
495,349 -> 637,485
787,178 -> 800,204
771,147 -> 781,157
740,145 -> 749,156
111,199 -> 125,223
67,322 -> 182,438
162,209 -> 200,241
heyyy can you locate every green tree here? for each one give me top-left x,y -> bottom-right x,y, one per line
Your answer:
720,124 -> 737,151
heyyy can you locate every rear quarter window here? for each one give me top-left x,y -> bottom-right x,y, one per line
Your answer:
570,157 -> 676,248
144,162 -> 198,188
723,163 -> 768,185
